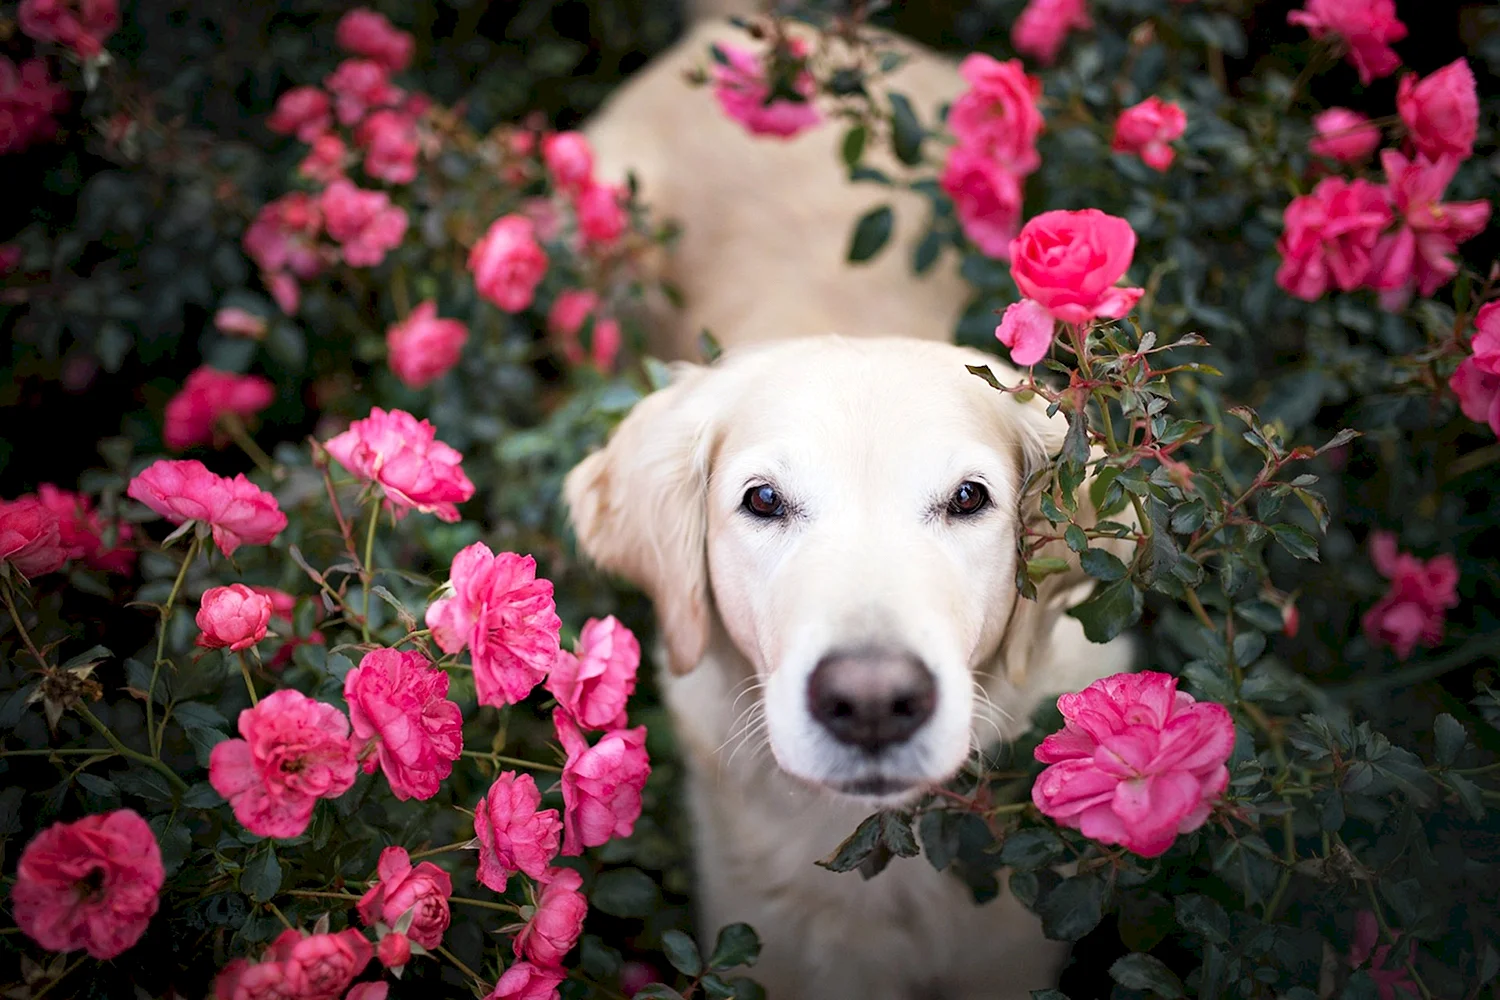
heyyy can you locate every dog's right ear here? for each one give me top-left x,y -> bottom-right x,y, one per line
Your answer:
563,364 -> 715,676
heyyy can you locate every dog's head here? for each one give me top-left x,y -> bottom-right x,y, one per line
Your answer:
565,336 -> 1102,802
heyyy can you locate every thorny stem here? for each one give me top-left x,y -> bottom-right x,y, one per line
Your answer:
1,577 -> 49,669
320,461 -> 358,556
150,534 -> 201,757
408,840 -> 477,861
267,902 -> 295,930
360,502 -> 380,644
461,750 -> 563,773
449,896 -> 524,915
238,651 -> 260,707
76,704 -> 189,795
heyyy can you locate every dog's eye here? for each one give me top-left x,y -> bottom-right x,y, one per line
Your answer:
947,481 -> 991,517
743,485 -> 786,519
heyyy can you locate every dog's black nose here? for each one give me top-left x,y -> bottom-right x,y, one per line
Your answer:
807,649 -> 937,753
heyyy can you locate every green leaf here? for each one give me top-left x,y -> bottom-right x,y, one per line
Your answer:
700,975 -> 737,1000
1109,953 -> 1186,998
998,828 -> 1065,870
1066,578 -> 1143,643
1026,556 -> 1071,582
75,772 -> 119,802
1433,713 -> 1466,767
1079,548 -> 1127,582
1030,992 -> 1072,1000
709,923 -> 761,970
242,846 -> 282,902
847,205 -> 895,263
888,92 -> 924,166
1064,525 -> 1088,552
1036,872 -> 1107,941
633,986 -> 685,1000
661,929 -> 702,977
187,726 -> 229,768
1269,523 -> 1320,561
1061,411 -> 1090,472
840,125 -> 867,168
912,229 -> 943,275
115,768 -> 175,805
591,868 -> 661,918
1173,894 -> 1229,944
61,644 -> 112,670
816,812 -> 883,873
150,815 -> 193,878
173,701 -> 228,729
183,780 -> 226,809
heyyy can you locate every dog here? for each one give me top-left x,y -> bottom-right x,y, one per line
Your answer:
566,11 -> 1135,1000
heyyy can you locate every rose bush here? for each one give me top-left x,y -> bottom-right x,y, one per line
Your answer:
3,1 -> 1500,999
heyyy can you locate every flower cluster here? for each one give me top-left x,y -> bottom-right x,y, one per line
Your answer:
1361,532 -> 1460,660
1,485 -> 134,579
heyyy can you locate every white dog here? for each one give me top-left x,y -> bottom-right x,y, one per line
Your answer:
565,12 -> 1135,1000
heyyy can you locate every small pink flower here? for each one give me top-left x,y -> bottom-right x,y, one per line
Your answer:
11,809 -> 163,960
347,982 -> 390,1000
0,496 -> 69,578
267,86 -> 332,143
215,307 -> 269,340
514,867 -> 587,968
1397,58 -> 1478,163
948,54 -> 1045,174
377,931 -> 411,969
0,57 -> 70,155
283,928 -> 374,999
335,9 -> 415,72
1009,209 -> 1144,325
323,407 -> 475,522
474,771 -> 564,892
1274,177 -> 1392,302
995,298 -> 1055,366
543,131 -> 594,193
1010,0 -> 1092,68
196,584 -> 274,652
299,133 -> 349,184
163,367 -> 276,451
1471,302 -> 1500,376
324,58 -> 404,127
556,710 -> 650,855
1348,910 -> 1418,1000
712,40 -> 821,139
18,0 -> 119,60
1309,108 -> 1380,163
126,459 -> 287,557
344,648 -> 463,801
356,109 -> 419,185
34,485 -> 135,575
469,215 -> 548,313
1032,671 -> 1234,857
485,961 -> 567,1000
1448,357 -> 1500,437
546,616 -> 640,731
1362,532 -> 1459,660
1112,96 -> 1186,172
208,689 -> 357,839
574,181 -> 628,248
939,143 -> 1024,259
1287,0 -> 1406,86
425,543 -> 561,706
321,179 -> 408,268
244,192 -> 325,314
1366,151 -> 1491,308
546,289 -> 621,371
357,846 -> 453,949
386,301 -> 469,388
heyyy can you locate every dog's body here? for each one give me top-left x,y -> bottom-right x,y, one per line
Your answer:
570,16 -> 1134,1000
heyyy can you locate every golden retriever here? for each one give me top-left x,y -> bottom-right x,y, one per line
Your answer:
564,11 -> 1135,1000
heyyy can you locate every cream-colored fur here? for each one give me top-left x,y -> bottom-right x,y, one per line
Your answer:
566,16 -> 1135,1000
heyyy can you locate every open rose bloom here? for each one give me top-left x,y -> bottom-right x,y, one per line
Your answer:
357,846 -> 452,949
1362,532 -> 1459,660
324,407 -> 475,521
344,647 -> 464,800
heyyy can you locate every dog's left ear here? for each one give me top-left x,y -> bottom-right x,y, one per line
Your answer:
563,363 -> 716,675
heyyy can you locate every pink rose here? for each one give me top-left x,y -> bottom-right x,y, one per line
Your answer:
939,143 -> 1024,259
344,648 -> 463,801
1397,58 -> 1478,163
208,689 -> 357,839
556,710 -> 650,855
283,928 -> 373,999
321,179 -> 408,267
1274,177 -> 1392,302
1287,0 -> 1406,86
469,215 -> 549,313
545,616 -> 640,731
1366,151 -> 1491,309
1448,358 -> 1500,437
347,984 -> 390,1000
324,58 -> 404,127
245,192 -> 324,278
11,809 -> 163,960
546,289 -> 621,371
513,867 -> 587,968
356,109 -> 419,185
543,131 -> 594,192
126,459 -> 287,557
574,181 -> 628,248
357,846 -> 453,949
386,301 -> 469,388
486,961 -> 567,1000
163,367 -> 276,451
1008,209 -> 1145,325
377,931 -> 411,969
995,298 -> 1056,367
35,484 -> 135,575
1112,96 -> 1186,172
323,407 -> 475,522
474,771 -> 564,892
0,57 -> 70,155
712,40 -> 821,139
0,496 -> 69,578
1471,302 -> 1500,376
1010,0 -> 1092,69
948,54 -> 1044,174
299,133 -> 349,184
1309,108 -> 1380,162
1361,532 -> 1460,660
1032,671 -> 1234,857
1349,910 -> 1418,1000
267,86 -> 332,143
196,584 -> 274,652
426,543 -> 561,705
215,307 -> 270,340
335,8 -> 414,72
18,0 -> 119,60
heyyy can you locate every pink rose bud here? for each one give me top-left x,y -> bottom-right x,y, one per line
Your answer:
573,180 -> 628,248
357,846 -> 453,949
386,301 -> 469,388
196,584 -> 274,652
1008,209 -> 1145,325
1397,58 -> 1478,163
712,40 -> 821,139
377,931 -> 411,969
1287,0 -> 1406,85
1308,108 -> 1380,163
469,215 -> 549,313
995,298 -> 1056,366
1112,96 -> 1187,172
542,131 -> 594,192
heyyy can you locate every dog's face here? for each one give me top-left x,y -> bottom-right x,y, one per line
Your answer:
565,337 -> 1079,802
